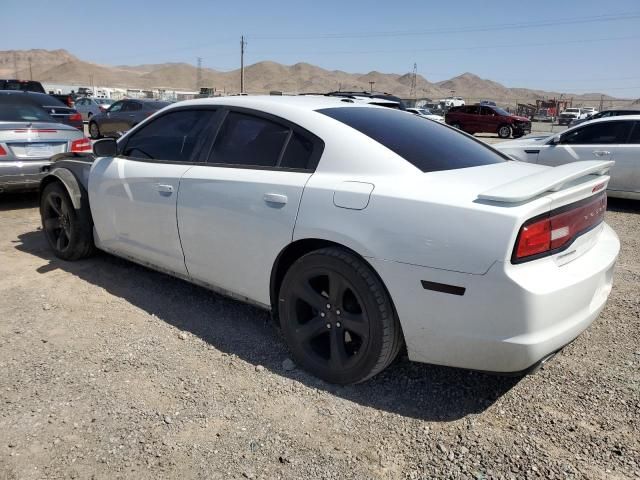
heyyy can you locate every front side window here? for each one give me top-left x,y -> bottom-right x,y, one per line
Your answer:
561,121 -> 633,145
123,102 -> 142,112
109,101 -> 123,113
319,107 -> 508,172
208,112 -> 290,167
122,109 -> 217,162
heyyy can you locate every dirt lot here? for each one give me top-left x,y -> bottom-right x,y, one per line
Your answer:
0,191 -> 638,480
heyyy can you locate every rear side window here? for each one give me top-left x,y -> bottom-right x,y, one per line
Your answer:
123,102 -> 142,112
280,132 -> 314,169
318,107 -> 507,172
209,112 -> 289,167
628,122 -> 640,144
561,121 -> 633,145
122,109 -> 217,162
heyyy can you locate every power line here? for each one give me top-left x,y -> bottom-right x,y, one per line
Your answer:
251,12 -> 640,40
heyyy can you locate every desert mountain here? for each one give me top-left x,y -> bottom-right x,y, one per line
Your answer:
0,49 -> 618,104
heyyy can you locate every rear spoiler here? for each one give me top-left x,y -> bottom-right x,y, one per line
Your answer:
478,160 -> 614,203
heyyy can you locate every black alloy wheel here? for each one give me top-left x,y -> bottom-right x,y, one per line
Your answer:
279,247 -> 403,384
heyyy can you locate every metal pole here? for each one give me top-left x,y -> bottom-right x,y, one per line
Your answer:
240,35 -> 245,94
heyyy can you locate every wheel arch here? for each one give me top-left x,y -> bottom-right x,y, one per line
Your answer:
269,238 -> 397,328
39,168 -> 84,210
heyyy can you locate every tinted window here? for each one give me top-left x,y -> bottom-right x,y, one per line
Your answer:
561,121 -> 633,145
209,112 -> 289,167
319,107 -> 507,172
280,132 -> 314,169
144,101 -> 170,110
0,100 -> 52,122
464,106 -> 480,115
628,123 -> 640,144
109,101 -> 123,113
123,101 -> 142,112
122,109 -> 217,162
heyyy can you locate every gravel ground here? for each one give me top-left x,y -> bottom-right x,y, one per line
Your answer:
0,191 -> 638,480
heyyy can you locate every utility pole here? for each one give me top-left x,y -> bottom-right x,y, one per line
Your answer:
599,94 -> 604,112
409,62 -> 417,98
28,57 -> 33,80
196,57 -> 202,91
13,52 -> 18,78
240,35 -> 246,94
368,81 -> 375,93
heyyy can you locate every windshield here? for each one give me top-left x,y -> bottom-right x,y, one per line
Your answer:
319,106 -> 508,173
0,103 -> 52,122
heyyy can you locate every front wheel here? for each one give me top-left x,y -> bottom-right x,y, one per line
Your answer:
498,125 -> 512,139
279,247 -> 403,384
40,182 -> 95,261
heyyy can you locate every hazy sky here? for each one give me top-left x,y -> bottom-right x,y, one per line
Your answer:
4,0 -> 640,97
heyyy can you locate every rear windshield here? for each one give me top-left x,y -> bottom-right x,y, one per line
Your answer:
0,80 -> 46,93
0,102 -> 52,122
318,107 -> 508,172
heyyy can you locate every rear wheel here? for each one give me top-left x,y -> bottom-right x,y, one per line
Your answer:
451,122 -> 462,130
89,121 -> 101,139
40,182 -> 94,261
279,247 -> 403,384
498,125 -> 512,139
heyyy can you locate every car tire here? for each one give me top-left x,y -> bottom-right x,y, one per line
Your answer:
451,122 -> 462,130
87,112 -> 93,119
40,182 -> 95,261
89,121 -> 101,139
278,247 -> 403,384
498,125 -> 512,139
512,132 -> 524,139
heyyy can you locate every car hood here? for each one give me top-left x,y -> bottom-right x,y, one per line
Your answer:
511,115 -> 531,122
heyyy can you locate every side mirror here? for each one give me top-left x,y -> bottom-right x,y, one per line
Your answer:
93,137 -> 118,157
550,135 -> 561,145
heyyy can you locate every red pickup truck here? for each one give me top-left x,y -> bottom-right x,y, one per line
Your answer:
445,104 -> 531,139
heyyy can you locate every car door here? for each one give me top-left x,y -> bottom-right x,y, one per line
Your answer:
480,106 -> 500,134
74,98 -> 87,120
99,100 -> 125,136
537,120 -> 633,167
609,121 -> 640,194
122,100 -> 143,132
89,108 -> 219,275
178,108 -> 323,306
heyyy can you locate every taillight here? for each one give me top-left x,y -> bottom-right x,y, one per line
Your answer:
0,145 -> 7,157
513,193 -> 607,263
69,113 -> 82,122
70,138 -> 92,152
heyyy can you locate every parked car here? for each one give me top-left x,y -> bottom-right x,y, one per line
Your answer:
558,108 -> 582,125
77,87 -> 93,97
0,79 -> 46,93
569,108 -> 640,127
406,107 -> 445,123
75,97 -> 115,121
0,94 -> 89,192
445,104 -> 531,138
440,96 -> 465,108
581,107 -> 598,118
495,115 -> 640,199
38,96 -> 619,384
0,91 -> 83,131
479,100 -> 497,106
88,99 -> 170,138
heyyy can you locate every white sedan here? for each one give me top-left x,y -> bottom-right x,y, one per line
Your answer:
39,96 -> 619,384
406,107 -> 446,123
495,115 -> 640,200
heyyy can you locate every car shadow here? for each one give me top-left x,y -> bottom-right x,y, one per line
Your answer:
15,229 -> 520,422
608,197 -> 639,214
0,191 -> 39,211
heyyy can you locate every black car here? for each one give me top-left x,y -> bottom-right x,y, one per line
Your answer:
0,91 -> 83,131
569,108 -> 640,127
0,79 -> 46,94
88,99 -> 171,138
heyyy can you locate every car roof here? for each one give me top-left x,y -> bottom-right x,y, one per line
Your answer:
0,90 -> 66,106
173,95 -> 384,113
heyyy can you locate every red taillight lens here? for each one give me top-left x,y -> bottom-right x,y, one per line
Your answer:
513,193 -> 607,263
0,145 -> 7,156
69,113 -> 82,122
70,138 -> 92,152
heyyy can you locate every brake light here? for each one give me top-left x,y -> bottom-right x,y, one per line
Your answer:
513,193 -> 607,263
0,145 -> 7,156
69,113 -> 82,122
70,137 -> 92,152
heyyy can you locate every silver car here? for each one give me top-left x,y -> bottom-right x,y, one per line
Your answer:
74,97 -> 114,121
0,94 -> 86,192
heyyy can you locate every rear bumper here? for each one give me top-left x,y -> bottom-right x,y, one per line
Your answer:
0,160 -> 51,191
371,223 -> 620,373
